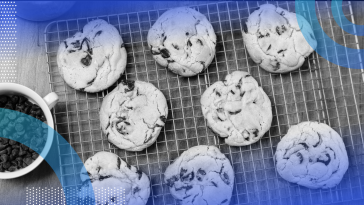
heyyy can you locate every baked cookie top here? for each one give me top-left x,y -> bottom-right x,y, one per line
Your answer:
148,7 -> 216,77
100,80 -> 168,151
275,121 -> 349,189
201,71 -> 272,146
57,19 -> 127,92
164,145 -> 234,205
79,151 -> 150,205
242,4 -> 317,73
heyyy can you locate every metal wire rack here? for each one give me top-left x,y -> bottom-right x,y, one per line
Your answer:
44,1 -> 364,205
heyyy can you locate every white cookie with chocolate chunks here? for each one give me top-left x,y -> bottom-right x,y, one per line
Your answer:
79,151 -> 150,205
100,80 -> 168,151
201,71 -> 272,146
164,145 -> 234,205
57,19 -> 127,92
148,7 -> 216,77
242,4 -> 317,73
275,121 -> 349,189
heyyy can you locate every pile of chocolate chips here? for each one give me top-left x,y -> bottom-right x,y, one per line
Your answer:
0,95 -> 48,172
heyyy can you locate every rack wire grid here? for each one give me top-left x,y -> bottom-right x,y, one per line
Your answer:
44,1 -> 364,205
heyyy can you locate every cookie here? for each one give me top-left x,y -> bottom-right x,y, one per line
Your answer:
100,80 -> 168,151
164,145 -> 234,205
79,151 -> 150,205
201,71 -> 272,146
275,121 -> 349,189
57,19 -> 127,92
147,7 -> 216,77
242,4 -> 317,73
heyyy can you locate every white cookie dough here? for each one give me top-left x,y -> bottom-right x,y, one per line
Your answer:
57,19 -> 127,92
79,151 -> 150,205
242,4 -> 317,73
275,121 -> 349,189
164,145 -> 234,205
201,71 -> 272,146
148,7 -> 216,77
100,80 -> 168,151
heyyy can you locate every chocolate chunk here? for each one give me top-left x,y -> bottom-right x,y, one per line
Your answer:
187,40 -> 192,47
8,166 -> 17,172
221,172 -> 230,185
181,171 -> 194,182
71,40 -> 81,48
276,26 -> 281,35
81,54 -> 92,66
221,199 -> 228,204
299,143 -> 309,150
211,181 -> 218,187
160,116 -> 167,123
228,110 -> 241,115
95,30 -> 102,37
317,153 -> 331,166
136,169 -> 143,180
2,161 -> 10,169
196,39 -> 203,45
180,167 -> 187,178
99,175 -> 112,181
185,32 -> 189,36
197,168 -> 206,175
133,187 -> 141,194
160,48 -> 170,58
121,80 -> 135,92
11,95 -> 19,104
0,144 -> 7,151
277,49 -> 285,54
4,102 -> 14,110
63,41 -> 68,48
242,21 -> 248,33
166,175 -> 178,187
172,44 -> 179,50
252,129 -> 259,138
1,154 -> 9,162
215,91 -> 221,97
267,45 -> 271,51
313,133 -> 322,147
117,157 -> 121,169
32,152 -> 39,160
258,32 -> 264,38
296,152 -> 303,164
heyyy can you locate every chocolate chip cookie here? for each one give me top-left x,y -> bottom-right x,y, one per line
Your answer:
148,7 -> 216,77
242,4 -> 317,73
57,19 -> 127,92
79,151 -> 150,205
275,121 -> 349,189
164,145 -> 234,205
201,71 -> 272,146
100,80 -> 168,151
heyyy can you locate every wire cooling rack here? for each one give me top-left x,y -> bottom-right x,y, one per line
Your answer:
44,1 -> 364,205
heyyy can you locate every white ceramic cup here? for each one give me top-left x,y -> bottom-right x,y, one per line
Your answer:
0,83 -> 59,179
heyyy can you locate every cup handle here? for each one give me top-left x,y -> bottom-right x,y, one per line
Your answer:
43,92 -> 59,109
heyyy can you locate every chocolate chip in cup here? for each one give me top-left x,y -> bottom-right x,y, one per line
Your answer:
0,94 -> 49,173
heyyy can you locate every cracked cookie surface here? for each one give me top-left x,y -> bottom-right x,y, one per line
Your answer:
57,19 -> 127,92
242,4 -> 317,73
275,121 -> 349,189
147,7 -> 216,77
164,145 -> 234,205
201,71 -> 272,146
79,151 -> 150,205
100,80 -> 168,151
